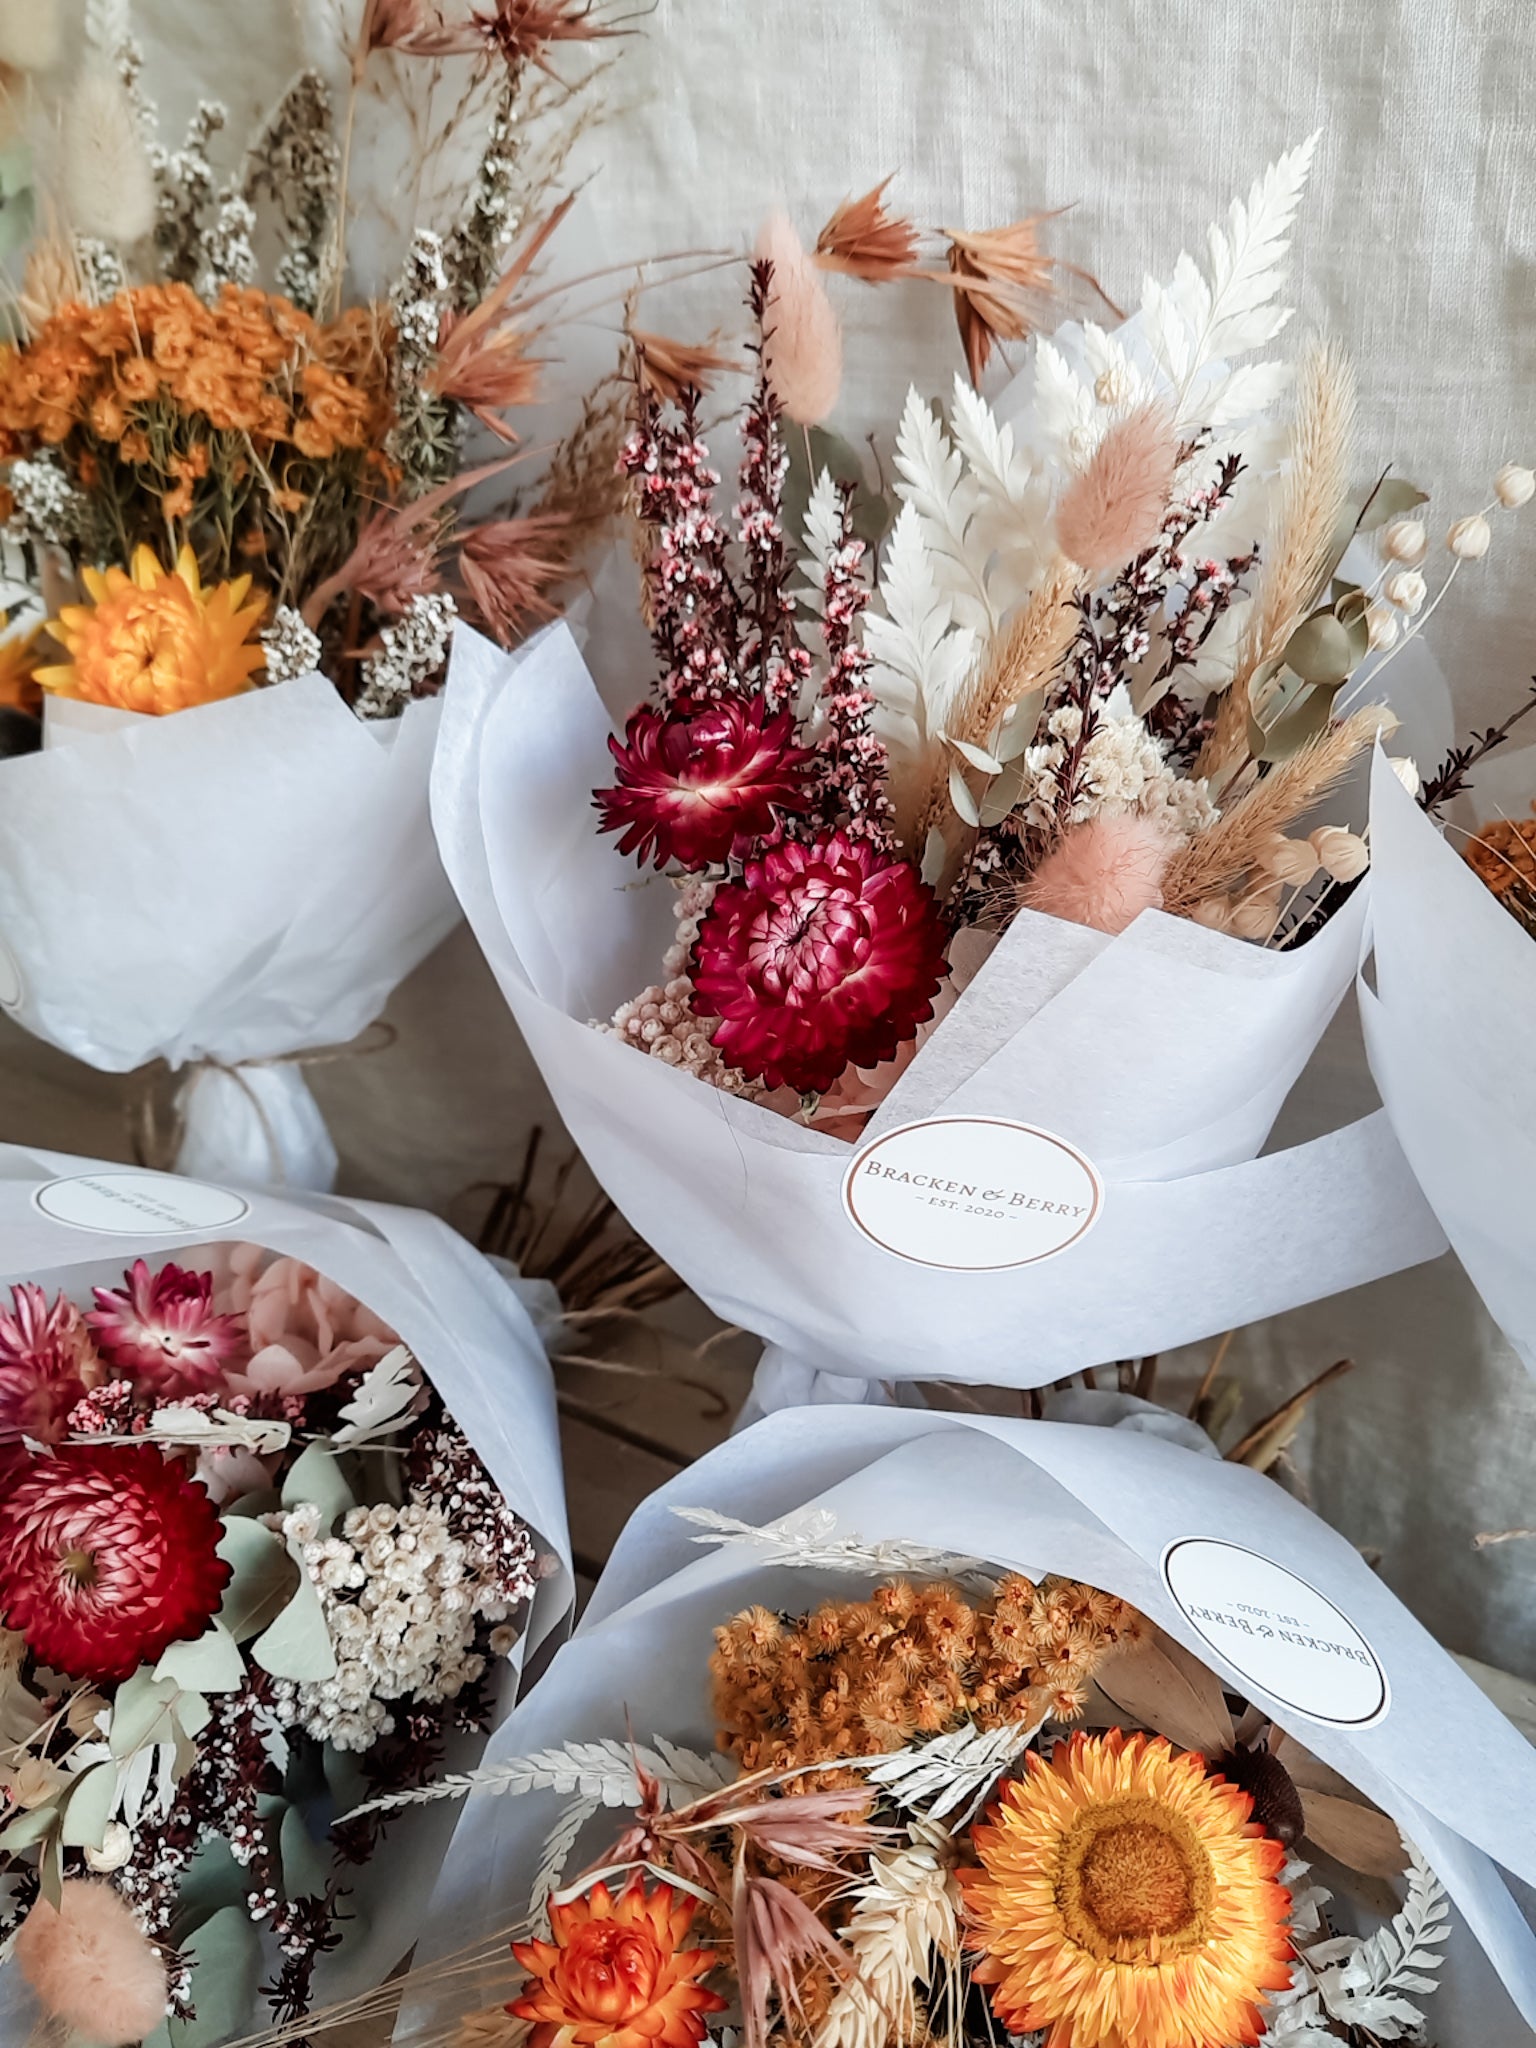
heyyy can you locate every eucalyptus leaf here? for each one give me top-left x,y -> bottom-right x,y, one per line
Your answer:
978,759 -> 1030,829
1256,686 -> 1336,763
220,1487 -> 282,1521
947,758 -> 981,828
280,1440 -> 355,1529
38,1831 -> 62,1909
173,1690 -> 212,1743
109,1670 -> 181,1759
250,1540 -> 336,1683
279,1800 -> 334,1901
919,826 -> 948,888
155,1619 -> 245,1695
59,1763 -> 116,1851
1283,609 -> 1357,687
992,690 -> 1046,762
171,1835 -> 248,1939
1356,475 -> 1428,532
158,1907 -> 261,2048
1244,653 -> 1289,714
0,1803 -> 59,1852
948,735 -> 1004,775
216,1517 -> 298,1641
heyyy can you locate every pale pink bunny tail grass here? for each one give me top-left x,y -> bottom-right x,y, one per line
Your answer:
756,210 -> 842,425
13,1883 -> 168,2047
1054,403 -> 1178,578
1022,813 -> 1179,934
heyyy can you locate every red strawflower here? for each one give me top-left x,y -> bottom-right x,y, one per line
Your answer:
86,1260 -> 245,1399
596,698 -> 813,871
0,1443 -> 231,1681
0,1286 -> 101,1446
691,831 -> 949,1093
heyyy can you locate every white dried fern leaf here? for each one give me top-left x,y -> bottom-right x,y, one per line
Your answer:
892,387 -> 996,636
84,0 -> 132,53
863,501 -> 978,766
860,1718 -> 1042,1823
331,1345 -> 422,1447
675,1504 -> 986,1584
342,1736 -> 728,1822
1311,1840 -> 1450,2039
946,376 -> 1051,606
529,1795 -> 598,1932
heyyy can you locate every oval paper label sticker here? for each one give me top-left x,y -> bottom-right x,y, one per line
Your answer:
1162,1539 -> 1389,1728
0,934 -> 21,1011
33,1171 -> 250,1236
842,1116 -> 1103,1271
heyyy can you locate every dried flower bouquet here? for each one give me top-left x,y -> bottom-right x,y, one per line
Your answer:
0,0 -> 630,1188
306,1408 -> 1536,2048
0,1145 -> 570,2045
431,142 -> 1458,1412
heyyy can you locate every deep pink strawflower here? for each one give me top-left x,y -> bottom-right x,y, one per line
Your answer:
86,1260 -> 245,1399
596,697 -> 813,870
0,1443 -> 231,1681
0,1286 -> 100,1446
690,832 -> 949,1093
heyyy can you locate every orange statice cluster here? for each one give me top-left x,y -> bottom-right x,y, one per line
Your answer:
711,1574 -> 1143,1778
0,283 -> 391,585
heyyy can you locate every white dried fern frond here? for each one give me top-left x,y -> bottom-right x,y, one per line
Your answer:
862,501 -> 979,772
529,1795 -> 598,1932
800,467 -> 846,590
675,1505 -> 987,1584
892,388 -> 995,637
946,377 -> 1051,608
83,0 -> 132,54
1311,1840 -> 1450,2039
1032,336 -> 1101,471
860,1718 -> 1043,1823
342,1735 -> 730,1822
814,1829 -> 962,2048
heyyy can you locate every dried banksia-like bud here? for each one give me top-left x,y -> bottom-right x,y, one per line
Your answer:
1447,513 -> 1492,560
1382,516 -> 1427,564
1494,462 -> 1535,509
62,66 -> 156,246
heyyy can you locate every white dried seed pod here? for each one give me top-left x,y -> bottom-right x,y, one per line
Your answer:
1383,569 -> 1426,614
1447,514 -> 1492,560
1390,755 -> 1421,797
1382,517 -> 1427,564
1365,599 -> 1399,649
1261,833 -> 1321,887
1310,825 -> 1370,881
1494,463 -> 1535,509
1228,885 -> 1283,940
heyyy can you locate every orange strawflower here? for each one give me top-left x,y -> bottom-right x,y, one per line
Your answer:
961,1730 -> 1293,2048
37,545 -> 267,715
0,619 -> 41,716
510,1877 -> 726,2048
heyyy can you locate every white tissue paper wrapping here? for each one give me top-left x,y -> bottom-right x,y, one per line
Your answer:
412,1406 -> 1536,2046
0,676 -> 462,1190
431,620 -> 1447,1412
0,1142 -> 572,2037
1363,742 -> 1536,1374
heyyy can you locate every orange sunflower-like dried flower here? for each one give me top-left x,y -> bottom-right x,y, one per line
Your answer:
37,545 -> 267,715
510,1876 -> 726,2048
814,177 -> 919,283
961,1729 -> 1294,2048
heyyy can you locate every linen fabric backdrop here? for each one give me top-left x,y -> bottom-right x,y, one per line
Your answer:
8,0 -> 1536,1677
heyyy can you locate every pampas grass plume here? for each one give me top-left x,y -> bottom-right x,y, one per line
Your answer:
62,65 -> 156,246
0,0 -> 62,72
757,209 -> 842,426
14,1882 -> 167,2046
1055,404 -> 1177,578
1022,812 -> 1178,934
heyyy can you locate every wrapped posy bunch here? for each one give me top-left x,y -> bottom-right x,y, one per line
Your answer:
384,1411 -> 1536,2048
0,1148 -> 569,2045
0,0 -> 627,1186
434,140 -> 1462,1405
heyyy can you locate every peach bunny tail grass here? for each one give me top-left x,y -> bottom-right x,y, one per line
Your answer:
757,210 -> 843,425
1054,404 -> 1178,579
14,1882 -> 168,2047
1021,812 -> 1180,934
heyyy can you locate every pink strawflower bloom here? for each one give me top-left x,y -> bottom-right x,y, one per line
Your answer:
597,697 -> 813,871
216,1253 -> 398,1402
691,832 -> 949,1094
0,1286 -> 101,1446
86,1260 -> 246,1399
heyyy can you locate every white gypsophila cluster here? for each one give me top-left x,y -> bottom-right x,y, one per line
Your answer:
260,605 -> 323,686
71,236 -> 126,306
6,454 -> 86,546
195,194 -> 258,298
1019,705 -> 1217,838
269,1498 -> 518,1753
354,592 -> 458,719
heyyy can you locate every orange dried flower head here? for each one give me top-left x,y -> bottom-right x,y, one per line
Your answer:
962,1730 -> 1293,2048
37,546 -> 267,715
0,619 -> 42,717
510,1877 -> 726,2048
631,329 -> 742,407
946,216 -> 1061,384
814,177 -> 920,283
